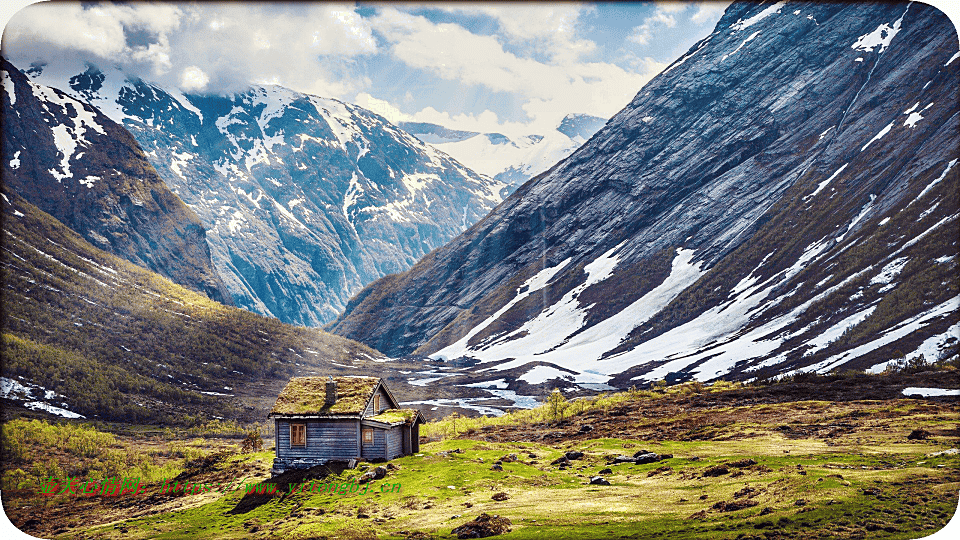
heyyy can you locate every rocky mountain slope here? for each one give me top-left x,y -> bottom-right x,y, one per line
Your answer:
22,64 -> 506,326
1,188 -> 383,424
330,1 -> 959,388
400,113 -> 606,190
1,58 -> 231,304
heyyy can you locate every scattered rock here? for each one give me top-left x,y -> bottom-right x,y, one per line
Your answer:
527,453 -> 537,459
490,464 -> 503,471
579,425 -> 594,433
491,492 -> 510,501
452,513 -> 512,539
633,452 -> 660,464
733,486 -> 759,499
565,451 -> 585,460
687,510 -> 707,520
598,468 -> 613,475
794,499 -> 807,507
611,455 -> 637,464
357,513 -> 370,519
759,507 -> 774,516
589,476 -> 611,485
551,456 -> 571,466
359,466 -> 388,484
907,429 -> 931,440
727,458 -> 757,468
499,453 -> 518,463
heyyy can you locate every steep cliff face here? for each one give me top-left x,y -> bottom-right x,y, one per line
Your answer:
1,58 -> 231,304
330,1 -> 958,386
24,65 -> 505,326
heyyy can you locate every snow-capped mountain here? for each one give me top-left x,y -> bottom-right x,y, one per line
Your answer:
399,113 -> 606,191
23,63 -> 506,326
331,1 -> 959,388
1,57 -> 232,304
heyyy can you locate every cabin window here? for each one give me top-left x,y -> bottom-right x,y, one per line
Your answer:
362,429 -> 373,444
374,394 -> 380,413
290,423 -> 306,447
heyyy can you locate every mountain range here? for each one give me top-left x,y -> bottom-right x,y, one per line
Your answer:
16,62 -> 506,326
1,57 -> 231,305
400,113 -> 607,190
330,1 -> 959,389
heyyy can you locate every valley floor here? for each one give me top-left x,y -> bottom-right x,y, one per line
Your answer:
3,372 -> 958,540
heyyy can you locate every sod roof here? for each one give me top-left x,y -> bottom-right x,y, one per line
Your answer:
366,408 -> 424,425
269,376 -> 380,416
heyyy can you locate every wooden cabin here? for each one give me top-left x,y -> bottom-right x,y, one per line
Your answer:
268,376 -> 424,473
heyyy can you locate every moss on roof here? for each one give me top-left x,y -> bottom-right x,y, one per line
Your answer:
366,409 -> 422,425
270,376 -> 379,416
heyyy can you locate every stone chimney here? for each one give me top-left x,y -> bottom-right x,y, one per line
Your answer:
325,376 -> 337,406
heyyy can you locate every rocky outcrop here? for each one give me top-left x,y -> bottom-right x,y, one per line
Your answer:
1,57 -> 231,304
330,2 -> 958,385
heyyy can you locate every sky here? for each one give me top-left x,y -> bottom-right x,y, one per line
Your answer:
0,1 -> 733,137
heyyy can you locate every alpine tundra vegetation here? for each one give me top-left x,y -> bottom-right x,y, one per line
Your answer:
1,1 -> 958,539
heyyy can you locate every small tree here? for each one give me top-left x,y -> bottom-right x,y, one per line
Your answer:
547,389 -> 568,423
240,428 -> 263,453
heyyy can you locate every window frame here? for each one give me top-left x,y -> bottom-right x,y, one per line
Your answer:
362,428 -> 373,444
290,423 -> 306,447
374,394 -> 380,413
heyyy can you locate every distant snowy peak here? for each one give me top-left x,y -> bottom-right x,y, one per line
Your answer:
556,114 -> 607,140
400,113 -> 606,190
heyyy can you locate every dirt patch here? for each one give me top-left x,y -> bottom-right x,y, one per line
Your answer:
451,513 -> 512,538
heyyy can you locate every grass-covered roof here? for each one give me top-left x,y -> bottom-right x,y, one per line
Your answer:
366,408 -> 423,425
269,376 -> 380,416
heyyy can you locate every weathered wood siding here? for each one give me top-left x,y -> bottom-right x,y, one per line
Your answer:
362,387 -> 396,416
361,428 -> 386,460
276,419 -> 359,460
385,426 -> 404,460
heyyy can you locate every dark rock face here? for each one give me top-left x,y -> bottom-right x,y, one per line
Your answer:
1,58 -> 231,304
330,2 -> 959,385
25,67 -> 504,326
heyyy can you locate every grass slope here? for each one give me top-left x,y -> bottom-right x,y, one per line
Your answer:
2,190 -> 383,425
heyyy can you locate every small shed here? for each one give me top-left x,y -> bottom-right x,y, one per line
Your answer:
268,376 -> 424,473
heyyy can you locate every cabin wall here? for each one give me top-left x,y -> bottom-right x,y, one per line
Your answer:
361,428 -> 386,460
412,423 -> 420,453
275,419 -> 359,460
385,426 -> 404,460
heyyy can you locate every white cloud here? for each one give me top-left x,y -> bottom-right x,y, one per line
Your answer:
4,2 -> 377,97
4,2 -> 184,74
367,7 -> 667,136
435,3 -> 597,63
179,65 -> 209,92
691,2 -> 733,26
628,6 -> 680,46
